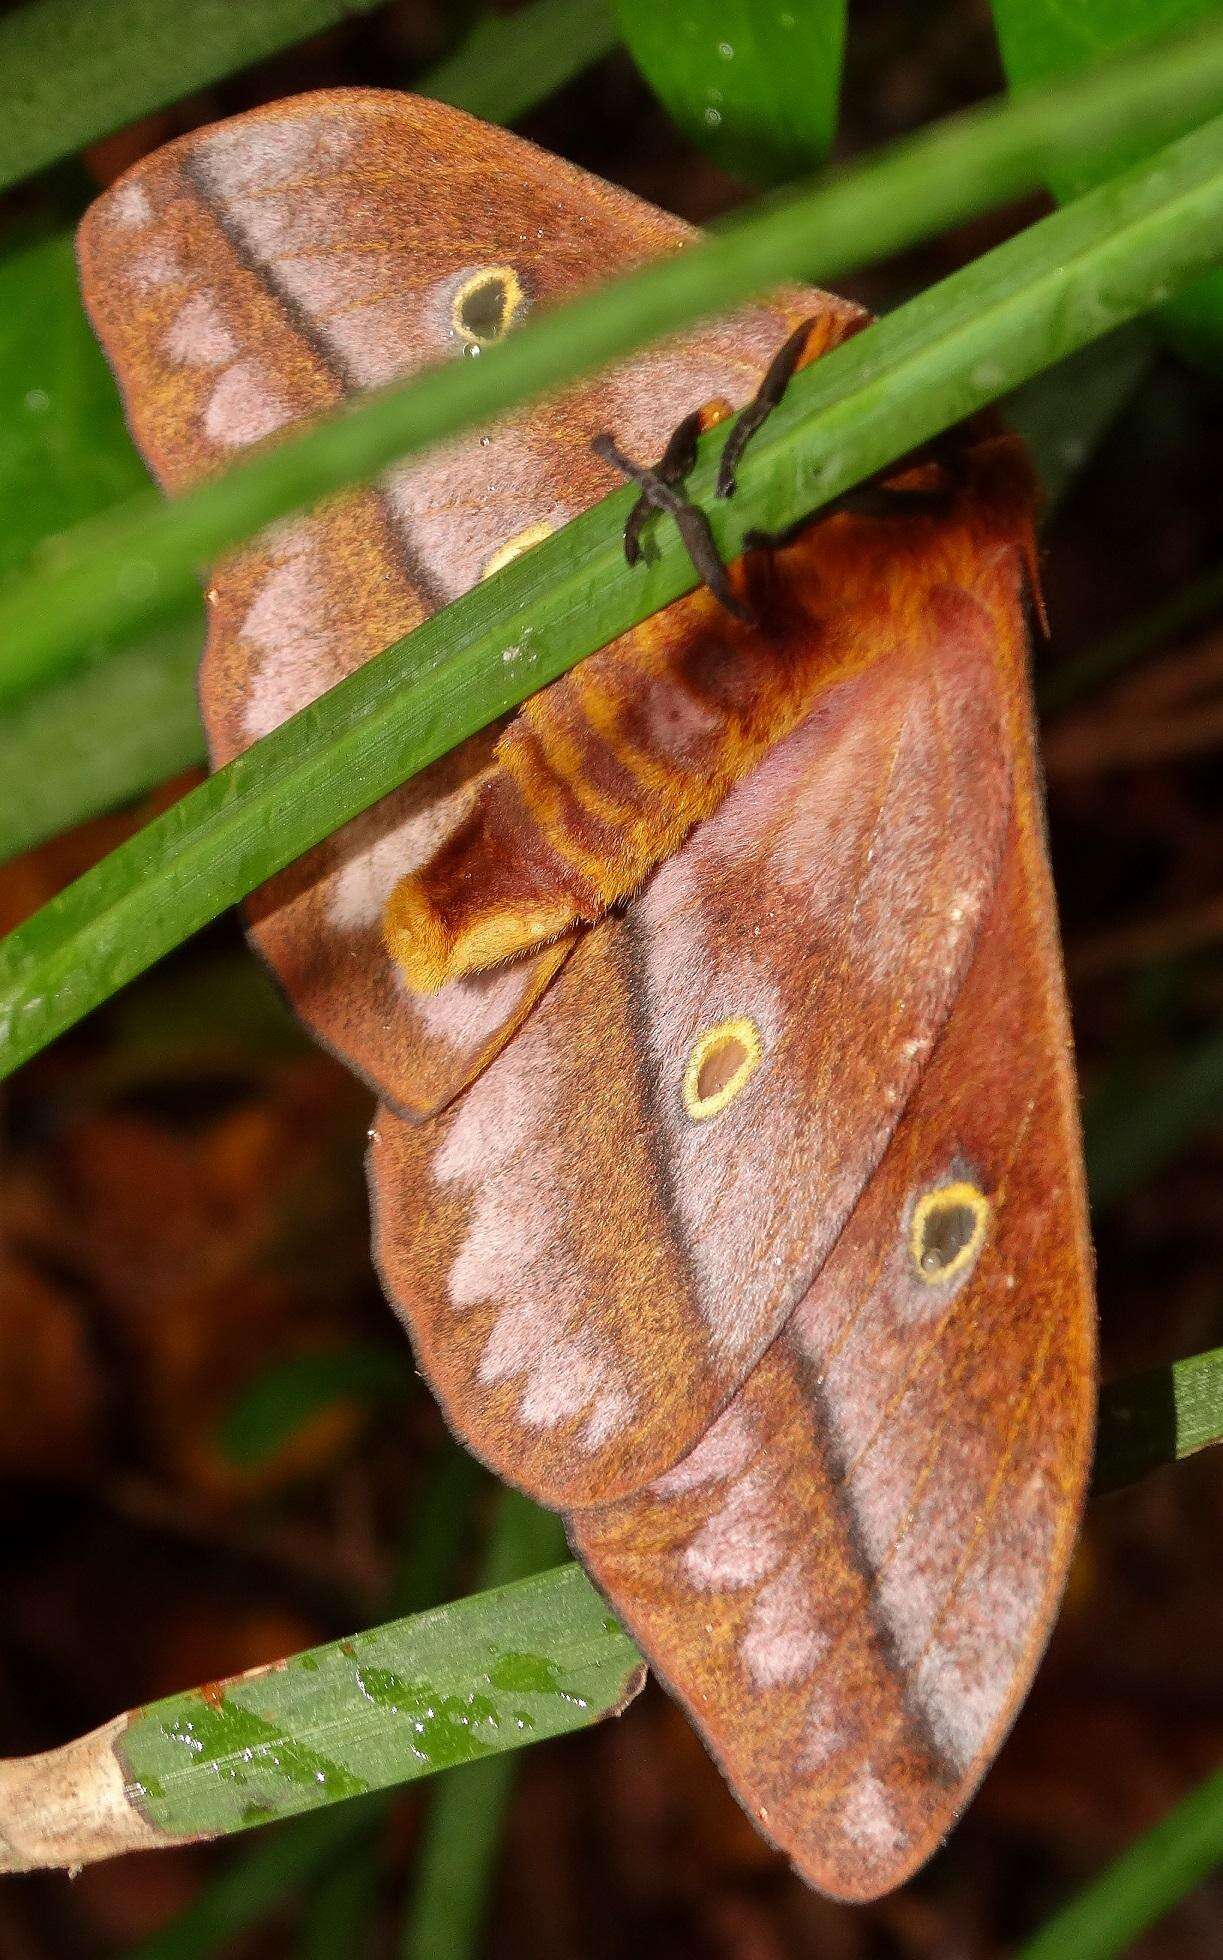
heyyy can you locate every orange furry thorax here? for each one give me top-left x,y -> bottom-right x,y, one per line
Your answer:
382,427 -> 1038,994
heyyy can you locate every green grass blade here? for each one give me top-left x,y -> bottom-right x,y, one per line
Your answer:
1040,558 -> 1223,714
1004,322 -> 1157,514
301,1836 -> 381,1960
400,1757 -> 517,1960
4,1359 -> 1213,1875
991,0 -> 1223,368
424,0 -> 618,125
3,107 -> 1223,1078
0,313 -> 1149,870
0,0 -> 390,194
400,1495 -> 568,1960
1017,1768 -> 1223,1960
128,1803 -> 380,1960
614,0 -> 846,185
386,1451 -> 488,1623
4,18 -> 1223,706
0,304 -> 1148,869
1095,1346 -> 1223,1493
126,1445 -> 485,1960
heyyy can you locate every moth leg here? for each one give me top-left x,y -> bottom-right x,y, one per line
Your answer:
718,315 -> 970,544
716,315 -> 830,499
621,408 -> 705,567
594,397 -> 752,622
740,478 -> 955,555
743,449 -> 968,552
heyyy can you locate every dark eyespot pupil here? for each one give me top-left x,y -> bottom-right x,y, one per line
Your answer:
459,276 -> 509,342
696,1035 -> 747,1103
919,1201 -> 978,1273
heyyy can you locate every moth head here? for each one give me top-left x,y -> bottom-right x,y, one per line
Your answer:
682,1017 -> 764,1122
450,264 -> 527,351
909,1175 -> 990,1285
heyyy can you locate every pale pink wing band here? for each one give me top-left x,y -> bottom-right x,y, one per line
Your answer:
572,800 -> 1095,1901
78,89 -> 844,1116
372,570 -> 1025,1506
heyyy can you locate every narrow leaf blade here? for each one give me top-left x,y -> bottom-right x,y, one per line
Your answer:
615,0 -> 846,184
4,103 -> 1223,1077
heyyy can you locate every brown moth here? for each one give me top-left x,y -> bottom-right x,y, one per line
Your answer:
77,90 -> 1096,1901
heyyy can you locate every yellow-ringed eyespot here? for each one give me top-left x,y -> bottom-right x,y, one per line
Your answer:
910,1179 -> 990,1284
682,1018 -> 763,1122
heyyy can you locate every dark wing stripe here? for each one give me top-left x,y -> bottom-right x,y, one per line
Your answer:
181,145 -> 450,612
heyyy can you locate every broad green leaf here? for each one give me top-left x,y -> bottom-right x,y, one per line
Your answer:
0,0 -> 389,193
0,1 -> 621,860
615,0 -> 846,184
1018,1767 -> 1223,1960
0,232 -> 148,577
0,1564 -> 644,1867
3,100 -> 1223,1079
0,230 -> 207,858
992,0 -> 1223,367
3,20 -> 1223,708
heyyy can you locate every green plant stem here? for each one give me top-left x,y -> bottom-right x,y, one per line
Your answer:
3,108 -> 1223,1079
4,20 -> 1223,707
0,0 -> 389,193
400,1494 -> 567,1960
1018,1768 -> 1223,1960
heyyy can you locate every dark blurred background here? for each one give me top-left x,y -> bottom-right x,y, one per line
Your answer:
0,2 -> 1220,1955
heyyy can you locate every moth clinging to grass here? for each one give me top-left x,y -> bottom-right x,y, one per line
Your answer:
75,88 -> 1096,1901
